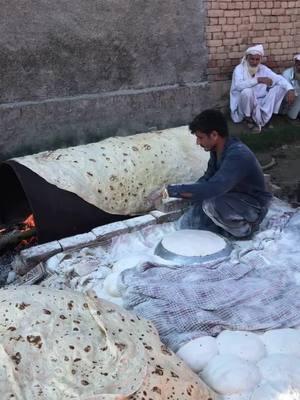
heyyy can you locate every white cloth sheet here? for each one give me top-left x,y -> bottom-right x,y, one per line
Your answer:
120,199 -> 300,351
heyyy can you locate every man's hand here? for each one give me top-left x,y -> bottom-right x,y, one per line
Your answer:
286,89 -> 296,106
166,184 -> 181,198
146,186 -> 167,207
167,185 -> 194,199
257,77 -> 273,87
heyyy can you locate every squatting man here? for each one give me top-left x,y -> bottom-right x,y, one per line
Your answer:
282,54 -> 300,121
230,44 -> 294,133
163,109 -> 272,239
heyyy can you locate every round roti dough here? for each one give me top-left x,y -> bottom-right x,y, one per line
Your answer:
251,382 -> 300,400
221,393 -> 252,400
216,331 -> 266,363
201,355 -> 261,395
161,230 -> 227,257
176,336 -> 218,372
13,126 -> 209,215
258,354 -> 300,386
0,286 -> 215,400
261,328 -> 300,356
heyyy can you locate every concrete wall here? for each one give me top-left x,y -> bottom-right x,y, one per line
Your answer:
0,0 -> 217,160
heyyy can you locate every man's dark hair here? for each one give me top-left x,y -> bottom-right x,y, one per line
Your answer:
189,109 -> 229,137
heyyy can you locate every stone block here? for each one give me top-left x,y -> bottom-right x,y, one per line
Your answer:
20,240 -> 62,267
150,209 -> 183,224
58,232 -> 97,251
92,221 -> 129,241
124,214 -> 156,232
156,198 -> 191,213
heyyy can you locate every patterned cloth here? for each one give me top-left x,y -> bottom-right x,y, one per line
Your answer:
120,200 -> 300,351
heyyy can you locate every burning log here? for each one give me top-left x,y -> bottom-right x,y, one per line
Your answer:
0,214 -> 37,255
0,228 -> 37,255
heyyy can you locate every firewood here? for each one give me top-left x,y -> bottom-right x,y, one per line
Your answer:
0,228 -> 37,255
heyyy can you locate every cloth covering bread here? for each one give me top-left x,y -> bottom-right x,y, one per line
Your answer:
0,286 -> 215,400
13,127 -> 209,215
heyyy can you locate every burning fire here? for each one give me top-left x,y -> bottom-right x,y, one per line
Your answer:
17,214 -> 37,248
22,214 -> 35,230
0,214 -> 37,255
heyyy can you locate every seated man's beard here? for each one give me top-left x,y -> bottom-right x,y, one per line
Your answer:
247,63 -> 259,76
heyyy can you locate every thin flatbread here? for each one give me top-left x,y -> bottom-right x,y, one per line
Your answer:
0,286 -> 215,400
13,127 -> 209,215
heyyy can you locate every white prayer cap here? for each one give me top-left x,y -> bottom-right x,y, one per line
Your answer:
245,44 -> 264,57
294,54 -> 300,61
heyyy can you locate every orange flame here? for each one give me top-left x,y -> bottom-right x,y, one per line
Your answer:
23,214 -> 35,229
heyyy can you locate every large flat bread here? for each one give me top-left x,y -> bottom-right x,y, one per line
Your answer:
0,286 -> 215,400
13,127 -> 209,215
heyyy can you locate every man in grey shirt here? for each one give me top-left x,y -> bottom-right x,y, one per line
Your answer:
167,109 -> 272,239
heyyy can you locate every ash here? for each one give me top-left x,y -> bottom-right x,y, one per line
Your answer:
0,251 -> 15,287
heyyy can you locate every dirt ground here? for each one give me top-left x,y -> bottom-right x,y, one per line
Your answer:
227,115 -> 300,206
256,141 -> 300,205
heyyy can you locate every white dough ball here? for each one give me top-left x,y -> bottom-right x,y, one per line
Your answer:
112,255 -> 146,274
221,392 -> 252,400
258,354 -> 300,387
216,330 -> 266,362
201,355 -> 260,395
262,328 -> 300,356
176,336 -> 218,372
103,272 -> 121,297
252,382 -> 300,400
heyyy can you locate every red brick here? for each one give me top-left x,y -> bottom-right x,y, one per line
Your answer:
224,10 -> 240,17
278,15 -> 292,22
208,9 -> 224,17
213,32 -> 224,40
209,17 -> 219,25
219,2 -> 228,10
271,9 -> 286,15
260,9 -> 272,15
207,39 -> 223,46
223,38 -> 239,46
207,25 -> 222,33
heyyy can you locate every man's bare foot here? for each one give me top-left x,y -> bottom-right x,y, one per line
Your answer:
244,117 -> 255,129
251,124 -> 261,134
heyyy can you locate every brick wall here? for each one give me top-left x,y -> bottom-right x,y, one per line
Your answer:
205,0 -> 300,81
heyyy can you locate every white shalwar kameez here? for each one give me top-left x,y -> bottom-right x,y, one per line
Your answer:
230,62 -> 293,127
282,66 -> 300,119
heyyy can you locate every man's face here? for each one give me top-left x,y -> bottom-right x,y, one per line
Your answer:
247,54 -> 262,67
195,130 -> 217,151
295,60 -> 300,73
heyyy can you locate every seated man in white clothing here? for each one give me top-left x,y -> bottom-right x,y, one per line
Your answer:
230,44 -> 294,133
282,54 -> 300,121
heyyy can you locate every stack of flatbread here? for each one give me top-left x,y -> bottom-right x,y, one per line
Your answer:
0,286 -> 215,399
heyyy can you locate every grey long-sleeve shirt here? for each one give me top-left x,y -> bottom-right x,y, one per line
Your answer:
167,137 -> 272,206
